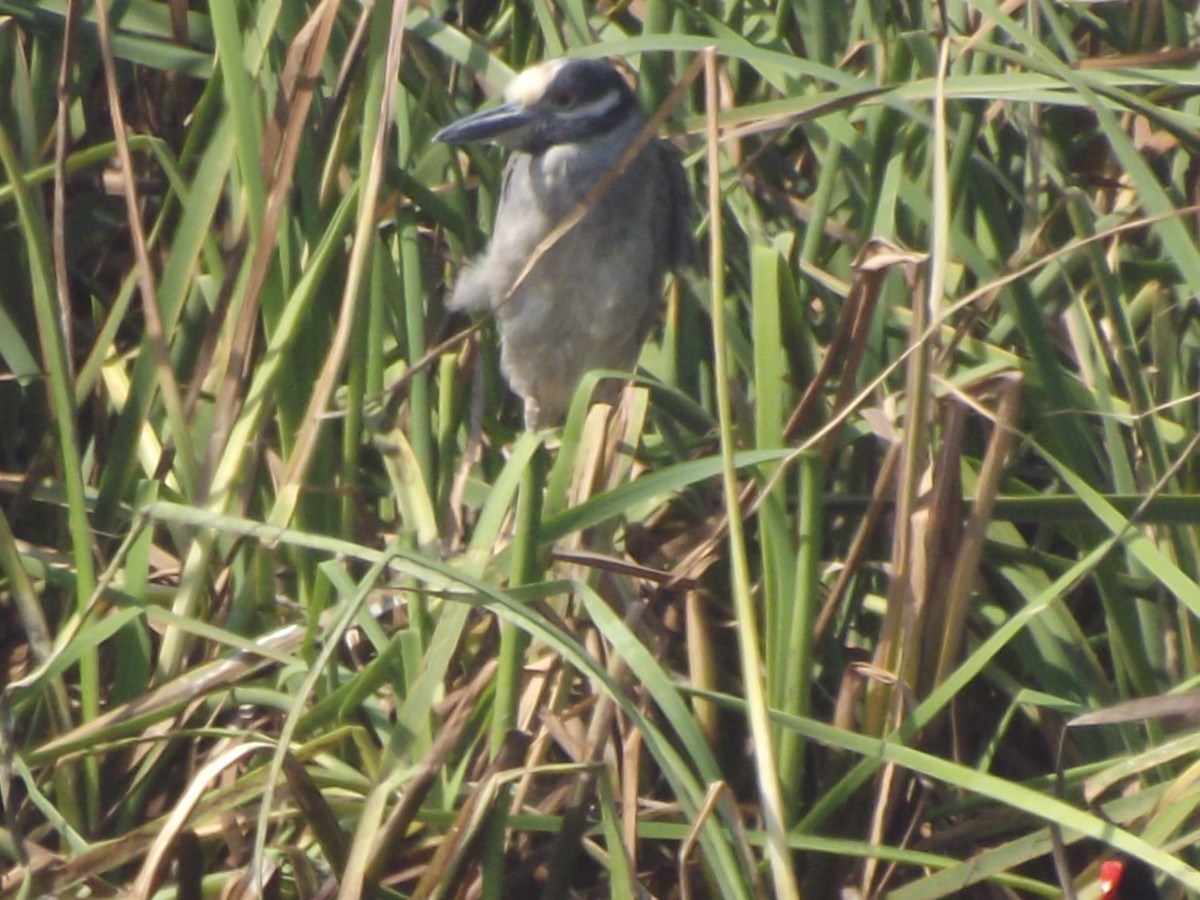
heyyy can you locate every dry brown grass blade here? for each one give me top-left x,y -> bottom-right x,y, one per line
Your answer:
862,245 -> 929,738
0,491 -> 69,731
685,589 -> 719,744
662,490 -> 742,590
174,829 -> 202,900
131,741 -> 274,898
550,547 -> 699,588
509,654 -> 558,785
619,714 -> 644,872
1070,690 -> 1200,730
409,730 -> 532,900
8,768 -> 266,898
913,399 -> 968,697
282,753 -> 351,877
679,782 -> 727,900
667,237 -> 919,593
319,5 -> 373,185
7,827 -> 133,895
273,0 -> 409,523
30,615 -> 308,762
808,245 -> 927,653
718,86 -> 889,143
166,0 -> 188,42
932,373 -> 1023,688
679,781 -> 764,900
0,838 -> 59,894
859,246 -> 929,897
357,657 -> 500,893
95,0 -> 193,490
52,0 -> 81,374
540,599 -> 647,896
785,237 -> 897,445
814,441 -> 900,644
1074,45 -> 1200,69
1075,690 -> 1200,810
196,0 -> 338,501
202,0 -> 341,495
779,206 -> 1200,520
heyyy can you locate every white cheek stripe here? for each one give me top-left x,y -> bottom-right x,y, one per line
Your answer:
560,88 -> 624,123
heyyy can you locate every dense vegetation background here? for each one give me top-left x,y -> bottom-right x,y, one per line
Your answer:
3,0 -> 1200,897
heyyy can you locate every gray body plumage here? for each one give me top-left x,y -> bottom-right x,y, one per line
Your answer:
437,58 -> 692,428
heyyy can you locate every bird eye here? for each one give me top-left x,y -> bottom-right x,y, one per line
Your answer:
546,88 -> 573,109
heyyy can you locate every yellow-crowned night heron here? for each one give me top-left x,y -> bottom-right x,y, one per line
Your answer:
436,57 -> 693,429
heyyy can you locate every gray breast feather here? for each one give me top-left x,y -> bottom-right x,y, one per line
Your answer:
447,127 -> 692,426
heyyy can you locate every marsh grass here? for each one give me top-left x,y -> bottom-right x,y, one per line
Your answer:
4,1 -> 1200,897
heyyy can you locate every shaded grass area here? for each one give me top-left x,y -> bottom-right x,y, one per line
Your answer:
3,1 -> 1200,897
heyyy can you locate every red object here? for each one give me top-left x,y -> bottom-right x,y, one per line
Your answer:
1098,857 -> 1161,899
1099,859 -> 1126,897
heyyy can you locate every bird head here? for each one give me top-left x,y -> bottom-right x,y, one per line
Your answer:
434,58 -> 640,156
